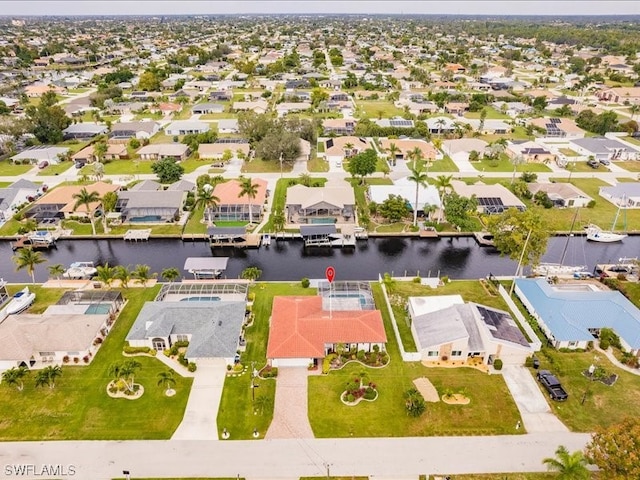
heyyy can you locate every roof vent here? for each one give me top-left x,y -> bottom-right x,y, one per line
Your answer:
218,320 -> 222,326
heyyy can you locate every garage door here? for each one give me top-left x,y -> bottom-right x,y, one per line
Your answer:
273,358 -> 311,368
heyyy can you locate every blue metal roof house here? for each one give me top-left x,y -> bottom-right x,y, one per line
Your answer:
514,278 -> 640,353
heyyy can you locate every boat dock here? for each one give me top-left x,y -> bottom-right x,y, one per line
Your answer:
124,229 -> 152,241
261,234 -> 271,246
473,232 -> 495,246
419,226 -> 438,238
594,257 -> 638,281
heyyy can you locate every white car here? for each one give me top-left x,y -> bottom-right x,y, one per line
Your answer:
336,161 -> 342,168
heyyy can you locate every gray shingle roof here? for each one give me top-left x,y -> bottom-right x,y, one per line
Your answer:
126,302 -> 245,359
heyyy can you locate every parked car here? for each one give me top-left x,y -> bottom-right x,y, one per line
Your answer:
537,370 -> 568,401
587,158 -> 600,169
599,158 -> 611,166
38,160 -> 49,169
75,161 -> 86,169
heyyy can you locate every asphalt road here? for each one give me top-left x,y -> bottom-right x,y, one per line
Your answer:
0,433 -> 591,479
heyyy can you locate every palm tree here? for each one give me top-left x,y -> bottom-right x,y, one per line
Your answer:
48,263 -> 65,287
157,370 -> 176,393
2,366 -> 29,391
101,191 -> 118,234
241,266 -> 262,282
13,247 -> 46,284
120,360 -> 141,392
298,173 -> 312,187
435,118 -> 446,137
161,267 -> 180,283
96,262 -> 116,289
386,142 -> 400,167
34,365 -> 62,390
272,209 -> 286,234
407,146 -> 424,170
132,264 -> 156,287
195,187 -> 220,226
254,394 -> 273,415
629,104 -> 640,120
343,142 -> 355,158
543,445 -> 590,480
434,175 -> 453,223
72,188 -> 101,236
114,265 -> 132,289
238,177 -> 260,225
407,164 -> 429,227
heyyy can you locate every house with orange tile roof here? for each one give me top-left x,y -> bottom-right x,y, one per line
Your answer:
379,138 -> 438,161
210,178 -> 268,222
266,296 -> 387,367
27,182 -> 120,221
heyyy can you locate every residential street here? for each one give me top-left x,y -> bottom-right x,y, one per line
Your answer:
0,433 -> 591,479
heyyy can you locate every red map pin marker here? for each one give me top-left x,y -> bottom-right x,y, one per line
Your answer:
325,266 -> 335,284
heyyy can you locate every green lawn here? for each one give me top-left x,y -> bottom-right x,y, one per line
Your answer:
108,224 -> 183,236
308,283 -> 523,437
308,156 -> 329,172
102,160 -> 154,175
464,107 -> 510,120
481,127 -> 533,142
559,148 -> 579,157
37,162 -> 74,176
180,157 -> 211,174
616,161 -> 640,172
201,113 -> 237,120
439,475 -> 584,480
567,161 -> 609,173
0,162 -> 33,176
409,156 -> 459,173
242,159 -> 292,174
357,101 -> 405,119
183,204 -> 207,235
623,136 -> 640,147
0,285 -> 193,440
217,282 -> 315,439
471,156 -> 552,173
534,348 -> 640,432
7,285 -> 68,313
548,178 -> 640,231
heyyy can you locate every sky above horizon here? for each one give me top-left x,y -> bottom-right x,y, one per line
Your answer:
2,1 -> 639,17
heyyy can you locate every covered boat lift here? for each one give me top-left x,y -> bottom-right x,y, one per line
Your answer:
183,257 -> 230,279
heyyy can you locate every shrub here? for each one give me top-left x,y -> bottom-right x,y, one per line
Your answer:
173,340 -> 189,348
83,356 -> 90,363
587,200 -> 596,208
73,357 -> 79,364
187,362 -> 197,372
178,352 -> 189,367
356,350 -> 366,361
123,345 -> 152,354
599,338 -> 610,350
404,388 -> 426,417
301,277 -> 310,288
226,364 -> 232,371
524,356 -> 534,368
493,358 -> 503,370
363,387 -> 377,400
413,276 -> 421,283
261,366 -> 278,378
346,393 -> 355,403
441,275 -> 449,283
247,292 -> 256,302
62,355 -> 70,364
323,353 -> 337,374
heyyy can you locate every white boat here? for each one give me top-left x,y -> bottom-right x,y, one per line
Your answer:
6,287 -> 36,315
62,262 -> 97,279
585,224 -> 627,243
586,196 -> 627,243
28,230 -> 57,246
533,263 -> 588,277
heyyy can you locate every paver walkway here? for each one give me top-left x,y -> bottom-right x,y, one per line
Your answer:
171,359 -> 227,440
265,367 -> 314,439
501,365 -> 569,433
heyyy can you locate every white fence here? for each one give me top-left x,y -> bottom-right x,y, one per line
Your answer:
379,277 -> 422,362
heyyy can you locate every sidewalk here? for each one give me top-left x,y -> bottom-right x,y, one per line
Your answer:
594,344 -> 640,376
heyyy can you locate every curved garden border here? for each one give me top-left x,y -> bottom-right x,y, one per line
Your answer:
340,389 -> 379,406
106,381 -> 144,400
442,394 -> 470,405
330,357 -> 390,372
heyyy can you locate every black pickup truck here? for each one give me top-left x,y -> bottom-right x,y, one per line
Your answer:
537,370 -> 568,401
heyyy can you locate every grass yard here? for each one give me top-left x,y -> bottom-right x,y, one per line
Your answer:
307,156 -> 329,172
103,160 -> 154,175
439,475 -> 583,480
559,148 -> 580,157
623,135 -> 640,147
549,178 -> 640,231
0,285 -> 193,440
356,101 -> 405,119
7,285 -> 68,313
183,203 -> 207,235
0,162 -> 34,176
179,157 -> 211,174
308,283 -> 523,437
0,182 -> 11,188
464,107 -> 510,120
534,348 -> 640,432
615,161 -> 640,172
409,156 -> 459,173
471,157 -> 551,173
37,162 -> 75,176
217,282 -> 316,439
201,113 -> 237,120
567,162 -> 609,173
108,223 -> 183,236
242,158 -> 292,174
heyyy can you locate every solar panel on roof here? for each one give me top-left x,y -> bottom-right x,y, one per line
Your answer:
390,119 -> 413,127
326,139 -> 334,149
550,118 -> 561,124
478,197 -> 504,207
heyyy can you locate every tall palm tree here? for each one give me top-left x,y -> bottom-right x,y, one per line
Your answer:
272,209 -> 286,234
2,366 -> 29,391
72,188 -> 101,236
120,360 -> 141,392
434,175 -> 454,223
195,187 -> 220,226
35,365 -> 62,390
407,146 -> 424,170
543,445 -> 590,480
13,247 -> 46,284
114,265 -> 132,289
161,267 -> 180,283
343,142 -> 355,158
629,104 -> 640,120
96,262 -> 116,289
238,177 -> 260,225
101,191 -> 118,234
48,263 -> 65,287
386,142 -> 400,166
132,264 -> 156,287
407,164 -> 429,227
157,370 -> 176,393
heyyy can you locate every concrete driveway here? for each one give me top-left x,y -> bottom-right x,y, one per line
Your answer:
265,367 -> 314,439
501,365 -> 569,433
171,358 -> 227,440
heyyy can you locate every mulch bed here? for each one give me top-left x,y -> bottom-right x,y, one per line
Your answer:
582,370 -> 619,386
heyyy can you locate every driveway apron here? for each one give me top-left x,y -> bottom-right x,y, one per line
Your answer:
265,367 -> 314,439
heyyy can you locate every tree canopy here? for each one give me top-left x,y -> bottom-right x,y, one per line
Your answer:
25,90 -> 71,144
486,207 -> 551,273
347,149 -> 377,183
586,417 -> 640,479
151,158 -> 184,184
443,193 -> 478,231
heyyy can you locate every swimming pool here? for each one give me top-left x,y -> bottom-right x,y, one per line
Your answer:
310,217 -> 336,224
130,215 -> 162,223
328,293 -> 367,306
179,296 -> 221,302
84,303 -> 112,314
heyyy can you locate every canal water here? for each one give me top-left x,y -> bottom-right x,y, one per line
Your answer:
2,235 -> 638,283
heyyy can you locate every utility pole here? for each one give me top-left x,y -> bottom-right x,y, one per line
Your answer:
510,227 -> 532,295
279,152 -> 283,179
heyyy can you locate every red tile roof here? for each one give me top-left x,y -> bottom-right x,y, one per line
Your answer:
213,178 -> 268,206
267,296 -> 387,359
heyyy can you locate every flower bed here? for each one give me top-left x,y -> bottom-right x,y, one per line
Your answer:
340,375 -> 378,406
106,380 -> 144,400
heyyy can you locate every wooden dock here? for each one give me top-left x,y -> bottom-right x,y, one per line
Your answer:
474,232 -> 495,246
124,229 -> 151,241
419,227 -> 438,238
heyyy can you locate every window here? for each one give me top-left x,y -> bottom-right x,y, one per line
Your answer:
176,334 -> 188,342
568,341 -> 578,348
451,350 -> 463,357
39,352 -> 55,357
427,351 -> 438,357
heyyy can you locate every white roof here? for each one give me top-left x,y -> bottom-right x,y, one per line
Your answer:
183,257 -> 229,272
409,295 -> 464,318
